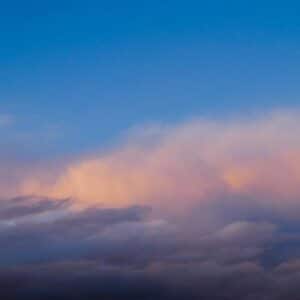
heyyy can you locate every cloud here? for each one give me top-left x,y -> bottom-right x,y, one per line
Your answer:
1,109 -> 300,298
0,196 -> 152,266
17,109 -> 300,219
0,195 -> 298,299
0,196 -> 70,221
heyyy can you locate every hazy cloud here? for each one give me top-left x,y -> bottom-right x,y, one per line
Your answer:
18,110 -> 300,219
1,110 -> 300,299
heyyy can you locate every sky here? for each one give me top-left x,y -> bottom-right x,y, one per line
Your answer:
1,0 -> 300,156
1,1 -> 300,299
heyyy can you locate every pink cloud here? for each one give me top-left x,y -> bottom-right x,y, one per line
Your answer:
17,110 -> 300,217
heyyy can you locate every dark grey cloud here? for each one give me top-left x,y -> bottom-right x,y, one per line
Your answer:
0,196 -> 70,220
0,196 -> 300,299
0,196 -> 152,266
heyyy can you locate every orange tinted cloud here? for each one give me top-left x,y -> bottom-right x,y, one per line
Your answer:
19,110 -> 300,215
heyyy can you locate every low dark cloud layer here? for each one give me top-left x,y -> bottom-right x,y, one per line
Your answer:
0,195 -> 300,299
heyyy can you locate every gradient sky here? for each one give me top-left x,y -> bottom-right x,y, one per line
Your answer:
1,0 -> 300,156
2,2 -> 300,299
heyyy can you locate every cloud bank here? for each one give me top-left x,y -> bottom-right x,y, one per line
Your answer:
1,109 -> 300,299
20,110 -> 300,216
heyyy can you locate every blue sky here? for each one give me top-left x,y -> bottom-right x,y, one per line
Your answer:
3,3 -> 300,299
1,0 -> 300,156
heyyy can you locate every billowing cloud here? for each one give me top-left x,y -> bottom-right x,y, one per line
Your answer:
1,109 -> 300,299
18,110 -> 300,218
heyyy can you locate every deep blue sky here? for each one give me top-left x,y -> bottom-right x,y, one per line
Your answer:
1,0 -> 300,157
